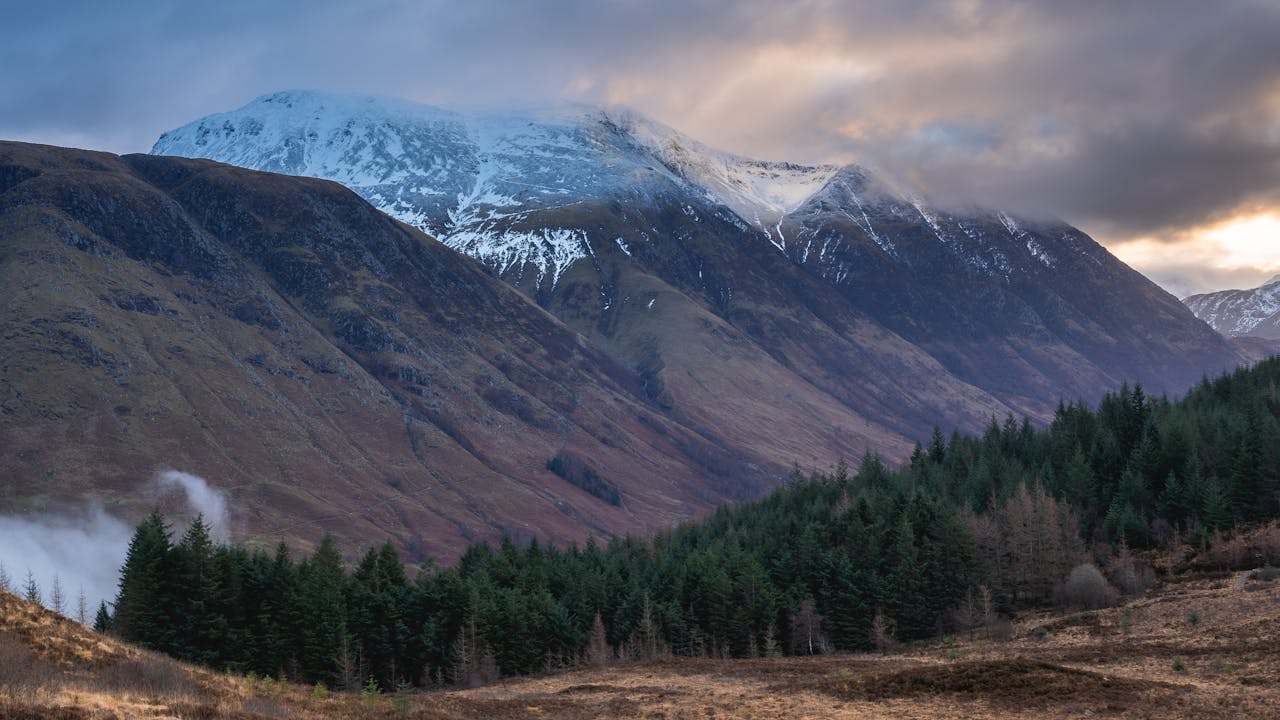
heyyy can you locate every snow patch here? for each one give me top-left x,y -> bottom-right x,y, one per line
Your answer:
444,227 -> 589,290
1025,239 -> 1055,268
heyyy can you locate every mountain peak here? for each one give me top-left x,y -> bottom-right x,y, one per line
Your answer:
1184,274 -> 1280,340
152,91 -> 853,287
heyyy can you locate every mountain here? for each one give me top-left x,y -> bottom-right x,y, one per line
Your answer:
154,91 -> 1245,432
0,141 -> 798,559
1184,275 -> 1280,340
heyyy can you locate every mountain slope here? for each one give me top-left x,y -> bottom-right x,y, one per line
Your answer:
0,141 -> 810,558
1185,275 -> 1280,340
154,91 -> 1246,434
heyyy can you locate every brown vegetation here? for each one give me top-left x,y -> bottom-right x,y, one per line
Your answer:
4,537 -> 1279,720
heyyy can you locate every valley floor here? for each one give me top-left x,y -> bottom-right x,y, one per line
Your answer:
2,572 -> 1277,719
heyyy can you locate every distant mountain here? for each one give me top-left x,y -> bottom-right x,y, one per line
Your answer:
1185,275 -> 1280,340
154,91 -> 1246,434
0,141 -> 802,559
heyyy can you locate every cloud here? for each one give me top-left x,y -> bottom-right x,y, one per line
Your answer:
155,469 -> 230,542
0,469 -> 229,619
3,1 -> 1278,287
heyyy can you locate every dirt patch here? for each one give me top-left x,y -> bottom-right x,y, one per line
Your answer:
805,659 -> 1175,707
556,684 -> 678,697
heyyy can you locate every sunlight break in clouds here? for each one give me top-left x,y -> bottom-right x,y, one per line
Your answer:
1109,212 -> 1280,298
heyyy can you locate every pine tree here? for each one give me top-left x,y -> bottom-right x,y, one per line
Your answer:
1229,436 -> 1262,520
1201,480 -> 1231,532
23,570 -> 40,605
112,511 -> 174,650
299,535 -> 348,685
0,561 -> 11,593
928,426 -> 947,464
172,515 -> 225,665
1158,471 -> 1185,524
94,602 -> 113,633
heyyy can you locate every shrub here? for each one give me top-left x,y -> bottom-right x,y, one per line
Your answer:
361,676 -> 381,702
1057,563 -> 1119,610
1107,545 -> 1156,596
0,633 -> 41,699
92,655 -> 203,700
988,618 -> 1013,642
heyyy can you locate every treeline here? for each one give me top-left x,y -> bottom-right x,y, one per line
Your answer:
912,356 -> 1280,546
93,357 -> 1280,689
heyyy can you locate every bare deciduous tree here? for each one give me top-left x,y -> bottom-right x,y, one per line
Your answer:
50,575 -> 66,616
870,609 -> 896,653
789,598 -> 827,655
76,587 -> 88,625
586,611 -> 611,667
966,483 -> 1086,607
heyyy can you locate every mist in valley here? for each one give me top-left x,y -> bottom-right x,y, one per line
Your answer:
0,469 -> 229,620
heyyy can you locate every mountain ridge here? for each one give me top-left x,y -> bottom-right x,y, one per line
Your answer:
153,90 -> 1247,431
1185,275 -> 1280,340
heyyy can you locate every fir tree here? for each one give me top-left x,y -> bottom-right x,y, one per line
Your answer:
23,570 -> 40,605
112,510 -> 174,650
94,602 -> 113,633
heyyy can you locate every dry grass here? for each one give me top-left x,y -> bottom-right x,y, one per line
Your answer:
2,571 -> 1278,719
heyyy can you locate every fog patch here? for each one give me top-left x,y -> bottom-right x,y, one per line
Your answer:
154,469 -> 230,542
0,504 -> 132,621
0,469 -> 229,620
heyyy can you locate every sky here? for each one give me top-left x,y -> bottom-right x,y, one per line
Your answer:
3,0 -> 1279,297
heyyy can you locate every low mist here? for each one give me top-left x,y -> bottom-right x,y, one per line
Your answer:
155,469 -> 230,542
0,469 -> 230,620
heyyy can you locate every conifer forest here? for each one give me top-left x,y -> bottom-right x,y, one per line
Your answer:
97,358 -> 1280,689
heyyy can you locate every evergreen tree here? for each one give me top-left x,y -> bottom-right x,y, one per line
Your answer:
22,570 -> 40,605
1229,436 -> 1262,520
294,532 -> 345,681
112,511 -> 174,650
172,515 -> 226,665
93,601 -> 113,633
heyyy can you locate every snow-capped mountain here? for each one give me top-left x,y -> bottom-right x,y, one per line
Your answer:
154,91 -> 1245,443
1185,275 -> 1280,340
153,91 -> 850,289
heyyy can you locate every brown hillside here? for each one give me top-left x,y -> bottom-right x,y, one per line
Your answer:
3,141 -> 881,559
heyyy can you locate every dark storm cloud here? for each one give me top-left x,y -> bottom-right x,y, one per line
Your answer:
3,0 -> 1279,248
